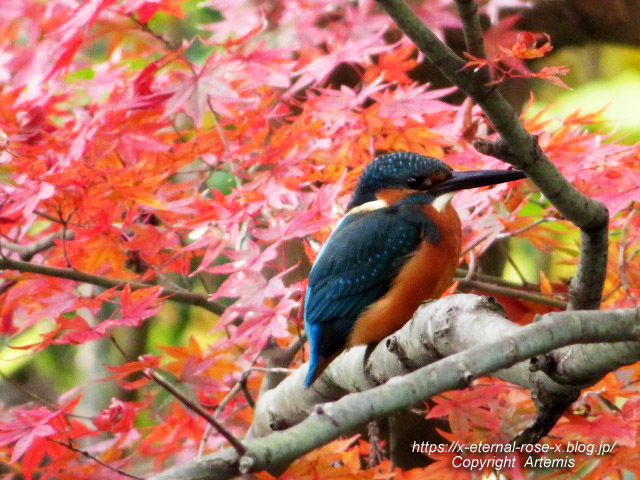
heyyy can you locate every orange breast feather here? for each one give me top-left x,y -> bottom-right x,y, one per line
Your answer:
348,203 -> 461,346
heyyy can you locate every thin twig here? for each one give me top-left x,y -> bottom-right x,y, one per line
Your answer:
247,366 -> 296,374
456,277 -> 567,308
619,206 -> 639,304
129,14 -> 175,50
149,369 -> 247,455
34,210 -> 81,227
462,217 -> 556,256
0,257 -> 224,315
208,98 -> 230,153
257,335 -> 305,395
109,336 -> 246,456
456,268 -> 523,289
456,268 -> 568,296
197,351 -> 262,458
461,231 -> 491,256
109,335 -> 132,361
498,240 -> 529,285
58,207 -> 76,269
48,438 -> 144,480
464,249 -> 476,281
240,373 -> 256,410
198,376 -> 245,458
495,217 -> 557,240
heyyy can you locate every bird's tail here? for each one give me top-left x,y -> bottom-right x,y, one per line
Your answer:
304,322 -> 323,387
303,322 -> 333,388
304,355 -> 332,388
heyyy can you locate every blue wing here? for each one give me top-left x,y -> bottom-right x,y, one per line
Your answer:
303,202 -> 438,387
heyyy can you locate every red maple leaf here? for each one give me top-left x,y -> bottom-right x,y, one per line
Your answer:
93,398 -> 139,433
0,395 -> 82,479
95,284 -> 164,334
500,32 -> 553,59
103,355 -> 160,389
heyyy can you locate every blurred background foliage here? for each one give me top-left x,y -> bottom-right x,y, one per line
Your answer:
4,0 -> 640,417
515,44 -> 640,286
534,45 -> 640,143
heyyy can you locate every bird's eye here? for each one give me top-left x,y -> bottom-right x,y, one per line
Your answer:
406,176 -> 425,189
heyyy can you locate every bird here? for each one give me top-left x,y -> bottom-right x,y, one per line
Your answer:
303,151 -> 526,388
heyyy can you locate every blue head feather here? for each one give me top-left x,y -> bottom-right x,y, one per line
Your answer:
347,152 -> 452,210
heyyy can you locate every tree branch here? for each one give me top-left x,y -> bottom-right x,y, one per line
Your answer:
149,295 -> 640,480
249,295 -> 638,438
454,0 -> 489,62
49,438 -> 143,480
455,277 -> 568,309
377,0 -> 609,310
0,231 -> 74,261
258,336 -> 304,395
149,370 -> 246,456
0,258 -> 225,315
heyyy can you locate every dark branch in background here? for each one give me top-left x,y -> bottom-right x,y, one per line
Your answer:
512,370 -> 579,447
0,258 -> 225,315
377,0 -> 609,311
454,0 -> 489,78
473,139 -> 609,311
150,295 -> 640,480
456,265 -> 565,292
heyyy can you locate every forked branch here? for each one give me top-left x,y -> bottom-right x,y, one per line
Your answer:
377,0 -> 609,310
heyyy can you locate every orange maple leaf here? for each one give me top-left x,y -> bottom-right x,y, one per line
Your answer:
364,44 -> 418,84
500,32 -> 553,59
534,65 -> 571,90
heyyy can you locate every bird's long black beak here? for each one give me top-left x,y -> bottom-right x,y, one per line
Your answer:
429,169 -> 527,195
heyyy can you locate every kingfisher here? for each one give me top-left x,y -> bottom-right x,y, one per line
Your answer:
303,152 -> 526,388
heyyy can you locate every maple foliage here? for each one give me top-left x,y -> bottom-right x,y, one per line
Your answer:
466,28 -> 570,88
0,0 -> 639,479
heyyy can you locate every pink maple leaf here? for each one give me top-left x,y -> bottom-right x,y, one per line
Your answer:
413,0 -> 462,38
0,408 -> 55,463
0,395 -> 82,468
95,285 -> 163,334
46,0 -> 116,79
125,0 -> 186,23
375,84 -> 458,123
290,30 -> 392,93
161,52 -> 245,125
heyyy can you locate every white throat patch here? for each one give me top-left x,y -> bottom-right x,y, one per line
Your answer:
348,199 -> 388,214
432,192 -> 455,212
